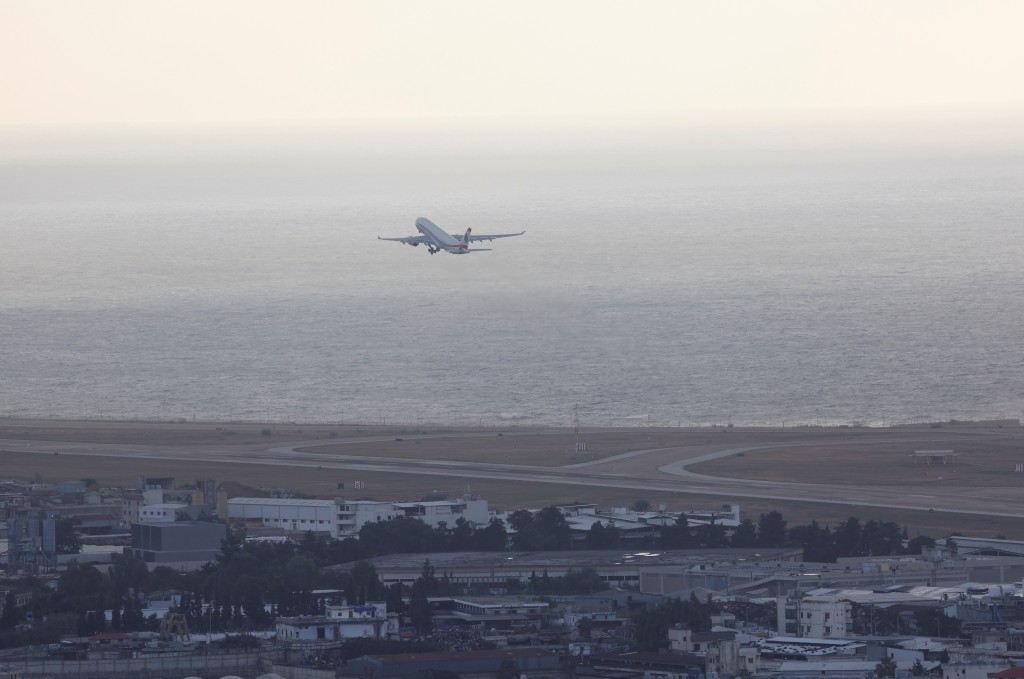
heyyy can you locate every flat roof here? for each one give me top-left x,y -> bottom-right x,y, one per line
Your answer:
338,548 -> 800,571
361,648 -> 558,662
227,497 -> 336,506
429,596 -> 549,608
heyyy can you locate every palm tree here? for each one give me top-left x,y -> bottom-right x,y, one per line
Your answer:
875,653 -> 897,679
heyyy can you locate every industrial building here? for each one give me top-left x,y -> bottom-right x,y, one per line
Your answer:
127,521 -> 227,569
227,494 -> 491,539
276,602 -> 398,642
339,548 -> 802,590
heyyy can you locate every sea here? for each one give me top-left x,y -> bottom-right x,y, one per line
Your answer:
2,124 -> 1023,428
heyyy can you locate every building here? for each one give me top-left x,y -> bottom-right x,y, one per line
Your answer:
429,596 -> 550,631
57,480 -> 88,503
755,636 -> 865,659
276,602 -> 397,642
707,637 -> 760,676
344,548 -> 801,591
336,500 -> 400,537
228,498 -> 342,537
546,502 -> 743,546
778,596 -> 854,638
6,511 -> 56,575
127,521 -> 226,569
138,503 -> 187,523
120,493 -> 144,526
392,496 -> 490,530
138,476 -> 175,491
227,495 -> 491,539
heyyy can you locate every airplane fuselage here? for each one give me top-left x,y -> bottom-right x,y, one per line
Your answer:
416,217 -> 469,254
378,217 -> 522,255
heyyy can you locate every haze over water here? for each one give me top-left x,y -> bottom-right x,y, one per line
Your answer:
2,125 -> 1023,427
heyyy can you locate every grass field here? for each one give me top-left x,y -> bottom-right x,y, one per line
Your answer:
1,419 -> 922,466
691,436 -> 1024,486
1,448 -> 1020,540
3,419 -> 1023,540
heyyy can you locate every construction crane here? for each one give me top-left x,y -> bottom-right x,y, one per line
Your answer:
159,610 -> 191,642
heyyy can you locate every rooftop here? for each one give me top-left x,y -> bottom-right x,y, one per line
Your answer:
340,548 -> 800,571
227,497 -> 337,506
360,648 -> 558,663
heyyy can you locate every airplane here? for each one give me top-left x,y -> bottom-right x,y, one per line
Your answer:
378,217 -> 525,255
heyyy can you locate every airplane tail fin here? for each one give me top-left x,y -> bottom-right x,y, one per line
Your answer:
463,228 -> 472,244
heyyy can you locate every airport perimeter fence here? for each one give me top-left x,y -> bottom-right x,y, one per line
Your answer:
9,647 -> 265,679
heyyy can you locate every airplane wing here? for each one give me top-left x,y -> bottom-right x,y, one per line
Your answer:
378,235 -> 431,245
465,231 -> 525,242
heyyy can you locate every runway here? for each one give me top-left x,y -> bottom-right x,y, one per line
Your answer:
3,428 -> 1023,519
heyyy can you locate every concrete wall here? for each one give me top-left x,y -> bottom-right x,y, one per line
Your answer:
12,650 -> 261,678
271,663 -> 336,679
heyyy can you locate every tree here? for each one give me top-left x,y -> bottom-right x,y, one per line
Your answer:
633,499 -> 651,512
472,519 -> 508,551
694,522 -> 728,548
631,595 -> 712,651
660,514 -> 693,549
834,517 -> 864,557
284,554 -> 321,615
409,577 -> 432,634
447,517 -> 474,551
57,560 -> 108,613
757,511 -> 788,547
730,519 -> 757,548
906,535 -> 936,554
875,653 -> 897,679
0,591 -> 19,629
586,522 -> 621,549
385,582 -> 405,615
789,521 -> 836,562
109,553 -> 149,596
534,507 -> 572,550
578,616 -> 594,640
358,517 -> 436,555
348,561 -> 382,605
861,520 -> 903,556
914,609 -> 961,638
911,659 -> 927,676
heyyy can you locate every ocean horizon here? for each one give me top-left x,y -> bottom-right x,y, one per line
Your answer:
3,126 -> 1022,428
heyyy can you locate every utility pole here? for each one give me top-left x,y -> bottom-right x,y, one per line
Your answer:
572,403 -> 585,453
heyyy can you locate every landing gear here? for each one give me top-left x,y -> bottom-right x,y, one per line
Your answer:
428,246 -> 438,255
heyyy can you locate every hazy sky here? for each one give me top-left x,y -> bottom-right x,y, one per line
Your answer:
3,1 -> 1024,128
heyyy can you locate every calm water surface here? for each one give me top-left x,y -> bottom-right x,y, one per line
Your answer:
2,135 -> 1022,426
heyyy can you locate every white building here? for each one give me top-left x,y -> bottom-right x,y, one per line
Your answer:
228,495 -> 491,539
138,503 -> 187,523
275,602 -> 398,642
228,498 -> 340,537
393,497 -> 490,530
778,597 -> 853,638
707,639 -> 760,676
121,493 -> 144,525
337,500 -> 399,538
